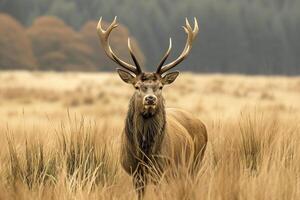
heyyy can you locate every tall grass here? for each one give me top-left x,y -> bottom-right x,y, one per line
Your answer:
1,115 -> 120,199
0,110 -> 298,199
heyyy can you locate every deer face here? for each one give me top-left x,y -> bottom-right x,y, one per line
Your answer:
117,69 -> 179,116
97,17 -> 198,116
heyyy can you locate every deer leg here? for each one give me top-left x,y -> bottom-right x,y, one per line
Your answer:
133,166 -> 148,200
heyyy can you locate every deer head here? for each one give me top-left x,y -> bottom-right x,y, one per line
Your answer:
97,17 -> 199,117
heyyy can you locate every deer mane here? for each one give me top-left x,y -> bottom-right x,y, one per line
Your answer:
125,94 -> 166,158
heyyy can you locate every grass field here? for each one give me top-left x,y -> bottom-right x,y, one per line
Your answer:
0,71 -> 299,199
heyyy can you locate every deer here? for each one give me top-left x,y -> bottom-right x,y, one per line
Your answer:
97,17 -> 207,199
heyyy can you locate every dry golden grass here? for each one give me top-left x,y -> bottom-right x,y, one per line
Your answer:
0,71 -> 299,199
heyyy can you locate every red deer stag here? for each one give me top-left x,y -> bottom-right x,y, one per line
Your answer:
97,17 -> 207,199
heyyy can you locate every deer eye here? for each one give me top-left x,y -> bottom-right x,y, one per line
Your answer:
159,86 -> 163,90
135,86 -> 140,90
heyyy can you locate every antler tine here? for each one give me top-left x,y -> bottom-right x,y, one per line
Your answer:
97,17 -> 141,75
157,18 -> 199,75
185,18 -> 192,31
156,38 -> 172,73
193,17 -> 199,35
128,38 -> 142,74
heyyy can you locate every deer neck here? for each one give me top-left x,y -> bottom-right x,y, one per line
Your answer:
125,94 -> 166,158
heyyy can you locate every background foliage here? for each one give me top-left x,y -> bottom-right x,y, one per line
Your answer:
0,14 -> 36,70
0,0 -> 300,74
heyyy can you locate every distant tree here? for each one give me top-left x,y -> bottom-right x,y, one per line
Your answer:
27,16 -> 95,71
80,20 -> 145,71
0,13 -> 36,70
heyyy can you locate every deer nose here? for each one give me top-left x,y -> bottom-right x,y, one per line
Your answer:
144,95 -> 157,105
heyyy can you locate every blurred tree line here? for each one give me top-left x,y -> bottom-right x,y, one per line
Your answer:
0,0 -> 299,74
0,13 -> 144,71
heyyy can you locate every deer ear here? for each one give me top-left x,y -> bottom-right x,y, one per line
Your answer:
161,71 -> 179,85
117,68 -> 135,84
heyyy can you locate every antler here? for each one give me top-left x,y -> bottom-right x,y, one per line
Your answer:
156,18 -> 199,75
97,17 -> 142,75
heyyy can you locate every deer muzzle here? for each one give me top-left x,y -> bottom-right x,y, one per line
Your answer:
143,95 -> 157,108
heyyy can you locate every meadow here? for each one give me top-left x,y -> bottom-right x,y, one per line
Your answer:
0,71 -> 299,199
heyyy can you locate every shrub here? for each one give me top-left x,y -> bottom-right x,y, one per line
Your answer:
0,13 -> 36,70
27,16 -> 95,71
